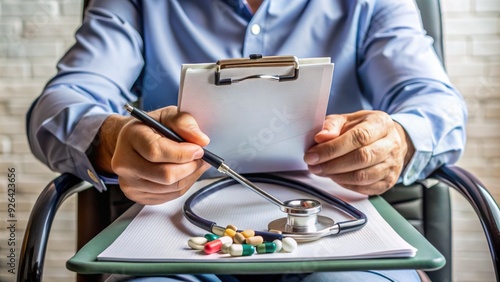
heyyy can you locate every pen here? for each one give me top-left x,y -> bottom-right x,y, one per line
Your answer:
124,103 -> 285,208
124,103 -> 224,168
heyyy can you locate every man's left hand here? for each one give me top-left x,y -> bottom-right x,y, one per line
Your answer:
304,110 -> 414,195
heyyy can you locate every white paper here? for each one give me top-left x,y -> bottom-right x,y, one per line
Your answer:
98,172 -> 416,262
178,58 -> 334,173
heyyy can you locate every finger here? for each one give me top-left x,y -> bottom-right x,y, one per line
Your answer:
340,176 -> 394,196
328,166 -> 399,196
119,161 -> 210,205
136,136 -> 205,164
326,162 -> 390,187
314,115 -> 346,143
309,137 -> 393,175
158,106 -> 210,146
305,119 -> 388,165
129,121 -> 205,163
339,180 -> 395,196
120,179 -> 191,205
121,156 -> 208,186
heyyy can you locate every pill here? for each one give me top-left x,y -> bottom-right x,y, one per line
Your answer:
241,229 -> 255,238
229,244 -> 255,256
233,233 -> 246,244
226,224 -> 238,231
269,229 -> 282,234
245,236 -> 264,246
221,242 -> 232,254
273,239 -> 283,252
204,233 -> 220,242
204,236 -> 232,254
256,242 -> 277,254
281,237 -> 297,253
224,228 -> 237,238
187,237 -> 208,250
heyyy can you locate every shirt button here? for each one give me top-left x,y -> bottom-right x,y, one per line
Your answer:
251,24 -> 261,35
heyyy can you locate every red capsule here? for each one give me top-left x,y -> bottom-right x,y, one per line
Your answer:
204,236 -> 232,254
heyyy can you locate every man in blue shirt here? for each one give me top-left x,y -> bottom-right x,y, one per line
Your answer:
27,0 -> 466,281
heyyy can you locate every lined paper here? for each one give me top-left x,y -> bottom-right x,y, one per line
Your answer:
98,172 -> 416,262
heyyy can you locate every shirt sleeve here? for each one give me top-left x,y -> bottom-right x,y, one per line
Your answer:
357,0 -> 467,185
26,0 -> 143,191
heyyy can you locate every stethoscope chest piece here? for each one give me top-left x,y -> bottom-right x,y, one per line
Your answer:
268,199 -> 335,236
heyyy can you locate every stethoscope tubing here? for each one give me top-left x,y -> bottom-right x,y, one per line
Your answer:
183,173 -> 367,241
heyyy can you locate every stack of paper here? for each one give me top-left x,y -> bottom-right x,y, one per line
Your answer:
98,172 -> 417,262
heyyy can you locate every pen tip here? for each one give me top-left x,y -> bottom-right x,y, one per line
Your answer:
124,103 -> 133,113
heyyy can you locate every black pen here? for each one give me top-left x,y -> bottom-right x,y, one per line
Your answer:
124,103 -> 285,208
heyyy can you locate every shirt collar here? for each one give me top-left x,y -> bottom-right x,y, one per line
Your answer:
222,0 -> 254,21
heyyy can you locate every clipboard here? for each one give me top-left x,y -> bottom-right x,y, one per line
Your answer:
178,55 -> 334,173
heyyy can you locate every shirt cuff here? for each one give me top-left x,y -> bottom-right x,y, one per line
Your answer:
391,113 -> 433,185
66,112 -> 115,192
69,147 -> 119,191
69,148 -> 108,192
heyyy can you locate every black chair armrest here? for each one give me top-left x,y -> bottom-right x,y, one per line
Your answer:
431,165 -> 500,280
18,173 -> 92,282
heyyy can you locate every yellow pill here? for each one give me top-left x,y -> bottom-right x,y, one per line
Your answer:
226,224 -> 238,231
246,235 -> 264,246
269,229 -> 282,234
233,233 -> 246,244
241,229 -> 255,238
224,228 -> 237,238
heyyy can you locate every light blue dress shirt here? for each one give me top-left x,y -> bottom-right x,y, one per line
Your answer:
27,0 -> 467,192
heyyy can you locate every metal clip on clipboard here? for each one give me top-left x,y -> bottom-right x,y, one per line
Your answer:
215,54 -> 300,85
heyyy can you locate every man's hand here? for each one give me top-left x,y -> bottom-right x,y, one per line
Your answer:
304,110 -> 414,195
90,106 -> 211,205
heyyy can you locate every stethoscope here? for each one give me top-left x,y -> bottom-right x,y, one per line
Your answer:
125,104 -> 368,242
182,173 -> 367,242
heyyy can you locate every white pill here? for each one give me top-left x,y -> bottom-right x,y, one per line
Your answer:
281,237 -> 297,253
219,236 -> 233,245
188,237 -> 208,250
221,242 -> 232,254
273,239 -> 283,252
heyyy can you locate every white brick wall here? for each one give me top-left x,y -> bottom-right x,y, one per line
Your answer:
443,0 -> 500,281
0,1 -> 498,282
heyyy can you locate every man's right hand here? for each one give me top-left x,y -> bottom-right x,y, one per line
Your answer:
90,106 -> 211,205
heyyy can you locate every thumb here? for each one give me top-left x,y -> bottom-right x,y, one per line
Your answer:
158,106 -> 210,146
173,114 -> 210,146
314,114 -> 345,143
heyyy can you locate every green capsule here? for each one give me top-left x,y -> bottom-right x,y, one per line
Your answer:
256,242 -> 277,254
229,244 -> 255,256
204,233 -> 220,242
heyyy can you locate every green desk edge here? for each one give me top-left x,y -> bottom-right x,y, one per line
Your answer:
66,196 -> 445,275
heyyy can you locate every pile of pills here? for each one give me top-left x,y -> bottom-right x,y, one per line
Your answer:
187,225 -> 297,257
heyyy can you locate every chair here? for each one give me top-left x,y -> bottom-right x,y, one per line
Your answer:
18,1 -> 500,281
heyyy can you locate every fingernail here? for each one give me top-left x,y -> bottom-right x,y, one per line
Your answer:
304,152 -> 319,164
309,165 -> 322,174
193,149 -> 204,159
318,130 -> 328,135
